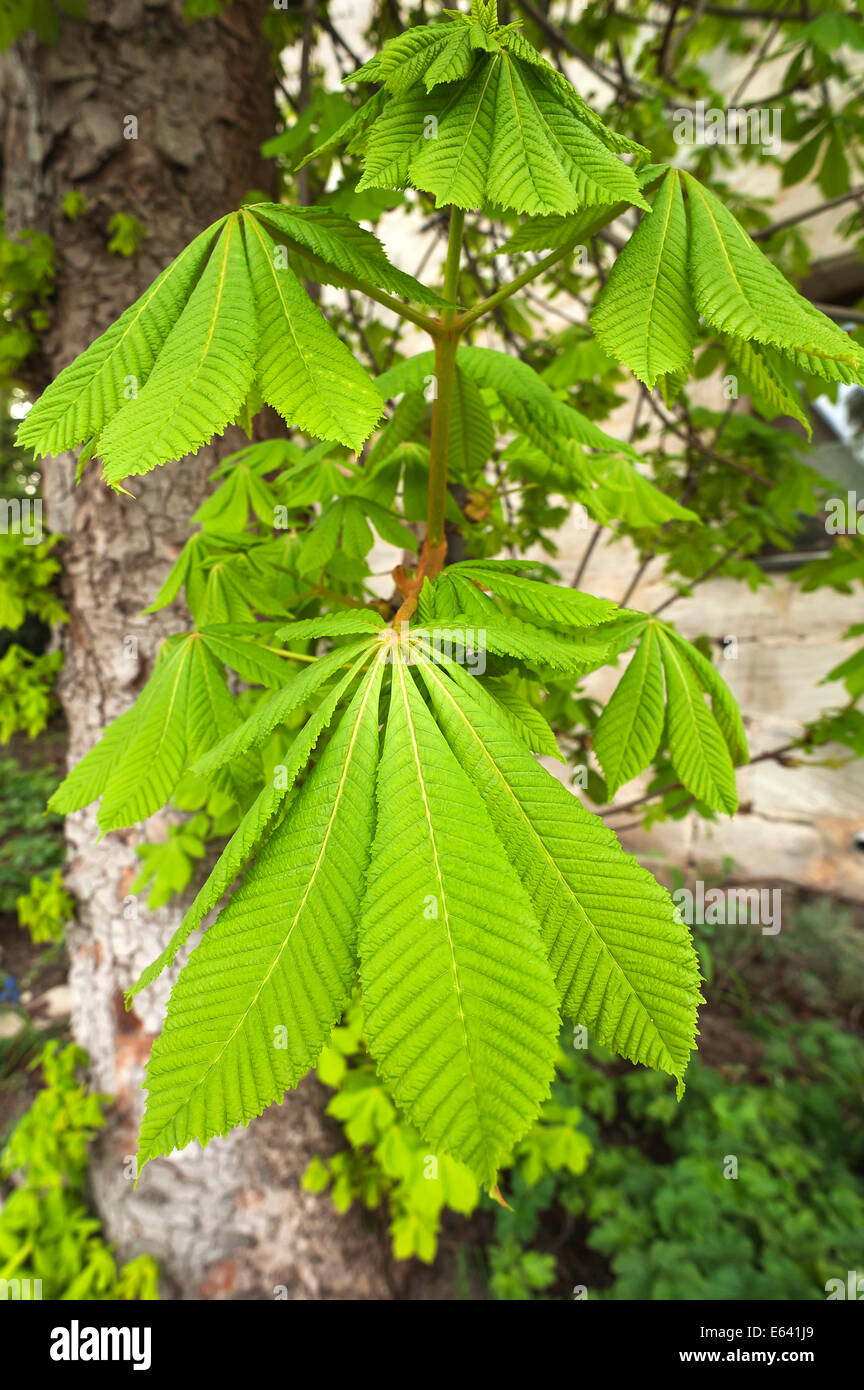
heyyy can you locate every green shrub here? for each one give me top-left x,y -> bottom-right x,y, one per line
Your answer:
305,1000 -> 591,1264
491,1019 -> 864,1300
16,868 -> 72,943
0,645 -> 62,742
311,999 -> 864,1300
0,757 -> 65,915
0,1041 -> 158,1299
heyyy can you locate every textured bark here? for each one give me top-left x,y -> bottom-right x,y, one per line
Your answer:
0,0 -> 405,1300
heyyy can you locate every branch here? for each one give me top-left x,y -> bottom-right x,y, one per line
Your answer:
652,1 -> 831,19
751,186 -> 864,239
456,235 -> 587,331
641,387 -> 774,488
391,209 -> 466,626
811,301 -> 864,326
336,268 -> 442,335
516,0 -> 624,92
599,742 -> 799,820
651,540 -> 746,616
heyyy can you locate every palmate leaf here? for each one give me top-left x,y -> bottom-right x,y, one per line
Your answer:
721,335 -> 811,436
129,620 -> 709,1181
668,629 -> 748,766
241,213 -> 384,452
593,168 -> 864,417
415,617 -> 610,674
49,627 -> 357,832
592,619 -> 745,812
414,654 -> 701,1092
143,530 -> 252,615
358,654 -> 559,1185
448,367 -> 495,477
296,495 -> 418,575
478,675 -> 563,760
193,552 -> 293,628
193,460 -> 280,532
138,657 -> 385,1167
348,10 -> 648,216
190,638 -> 378,779
376,344 -> 642,468
49,634 -> 243,832
17,204 -> 429,481
448,560 -> 618,628
588,455 -> 699,527
97,216 -> 259,486
196,626 -> 300,690
656,630 -> 739,815
275,611 -> 385,642
249,202 -> 446,307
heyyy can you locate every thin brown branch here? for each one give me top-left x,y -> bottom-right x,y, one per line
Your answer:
751,186 -> 864,239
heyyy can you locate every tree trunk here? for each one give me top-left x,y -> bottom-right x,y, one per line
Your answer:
0,0 -> 402,1300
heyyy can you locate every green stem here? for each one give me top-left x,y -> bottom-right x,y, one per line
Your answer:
335,268 -> 442,335
425,331 -> 460,552
455,233 -> 586,331
442,206 -> 466,308
425,207 -> 465,553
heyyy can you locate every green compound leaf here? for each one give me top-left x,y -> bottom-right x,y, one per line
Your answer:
359,654 -> 559,1186
242,212 -> 383,451
593,620 -> 746,808
51,634 -> 247,832
18,206 -> 410,481
16,218 -> 225,459
346,11 -> 648,216
128,651 -> 376,1003
98,215 -> 259,486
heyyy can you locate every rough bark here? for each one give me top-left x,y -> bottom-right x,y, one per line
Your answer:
0,0 -> 406,1300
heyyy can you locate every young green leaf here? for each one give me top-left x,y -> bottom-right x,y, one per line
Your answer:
248,203 -> 447,306
138,658 -> 385,1167
98,215 -> 258,485
190,638 -> 377,781
416,655 -> 701,1092
241,212 -> 384,451
358,655 -> 559,1186
450,561 -> 618,628
51,635 -> 247,831
594,622 -> 665,796
347,12 -> 648,216
16,218 -> 225,458
657,628 -> 738,815
683,173 -> 864,385
128,651 -> 373,1001
592,169 -> 698,389
663,629 -> 749,768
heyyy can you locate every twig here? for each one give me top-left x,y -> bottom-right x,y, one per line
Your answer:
751,186 -> 864,239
